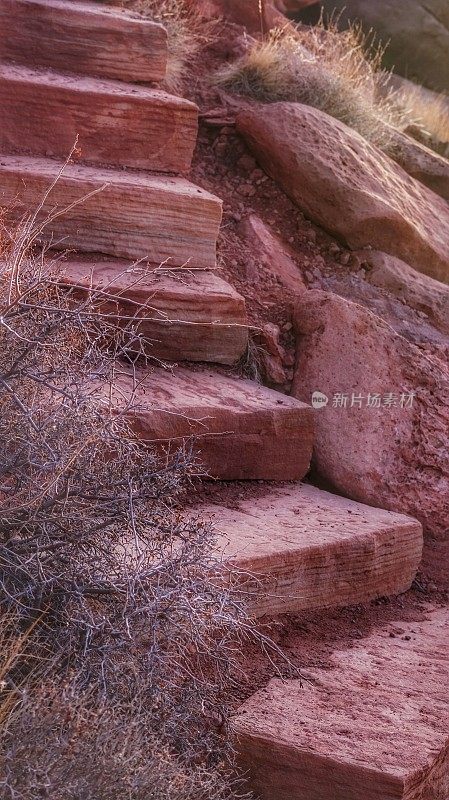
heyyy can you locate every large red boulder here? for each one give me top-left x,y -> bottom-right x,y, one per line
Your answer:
237,102 -> 449,284
358,249 -> 449,337
291,290 -> 449,539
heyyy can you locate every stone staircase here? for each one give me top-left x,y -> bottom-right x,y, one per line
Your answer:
233,608 -> 449,800
0,2 -> 442,798
0,0 -> 168,82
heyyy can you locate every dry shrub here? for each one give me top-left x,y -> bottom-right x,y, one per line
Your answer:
394,83 -> 449,153
1,683 -> 248,800
118,0 -> 218,92
0,205 -> 269,797
216,18 -> 411,152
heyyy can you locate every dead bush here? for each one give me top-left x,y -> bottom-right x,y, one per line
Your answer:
216,18 -> 411,153
0,204 -> 277,796
394,83 -> 449,155
1,682 -> 250,800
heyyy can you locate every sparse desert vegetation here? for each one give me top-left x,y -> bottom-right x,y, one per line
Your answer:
394,81 -> 449,153
216,18 -> 413,153
0,208 -> 262,799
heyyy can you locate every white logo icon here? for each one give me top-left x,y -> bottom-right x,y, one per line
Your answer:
312,391 -> 329,409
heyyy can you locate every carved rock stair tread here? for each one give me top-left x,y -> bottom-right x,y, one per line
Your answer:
204,483 -> 422,616
233,607 -> 449,800
0,63 -> 198,173
0,154 -> 222,266
0,0 -> 168,82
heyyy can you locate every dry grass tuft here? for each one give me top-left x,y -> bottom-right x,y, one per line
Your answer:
216,18 -> 411,153
395,83 -> 449,152
119,0 -> 218,92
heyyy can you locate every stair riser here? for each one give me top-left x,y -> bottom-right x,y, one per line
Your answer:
0,70 -> 198,173
65,289 -> 248,364
128,415 -> 313,481
96,367 -> 314,482
232,526 -> 421,617
0,0 -> 167,83
58,261 -> 248,364
0,161 -> 222,267
132,320 -> 248,365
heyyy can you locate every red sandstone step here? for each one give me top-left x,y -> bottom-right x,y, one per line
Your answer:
233,608 -> 449,800
0,0 -> 167,82
207,483 -> 422,616
94,366 -> 314,480
0,64 -> 198,173
0,155 -> 222,266
58,260 -> 249,365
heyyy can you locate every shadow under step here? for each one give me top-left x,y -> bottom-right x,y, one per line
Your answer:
58,260 -> 249,365
0,154 -> 222,266
0,63 -> 198,173
0,0 -> 168,83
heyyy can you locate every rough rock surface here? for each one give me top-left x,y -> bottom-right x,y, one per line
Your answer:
321,271 -> 449,364
95,365 -> 314,481
0,155 -> 222,266
388,127 -> 449,204
292,290 -> 449,538
59,261 -> 248,365
358,250 -> 449,336
237,103 -> 449,283
237,214 -> 307,297
320,0 -> 449,93
205,483 -> 422,616
0,0 -> 168,83
233,607 -> 449,800
0,64 -> 198,173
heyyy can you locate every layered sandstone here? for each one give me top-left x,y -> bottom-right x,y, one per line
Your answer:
59,261 -> 248,365
0,155 -> 222,266
94,365 -> 314,480
0,0 -> 167,82
207,483 -> 422,616
0,64 -> 198,173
